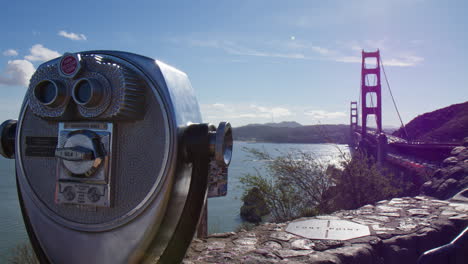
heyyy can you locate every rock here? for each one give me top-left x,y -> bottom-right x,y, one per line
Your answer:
421,181 -> 434,195
274,249 -> 314,259
458,149 -> 468,161
435,178 -> 458,199
407,209 -> 430,216
381,244 -> 417,264
443,157 -> 459,167
270,232 -> 296,241
314,240 -> 344,251
326,245 -> 374,264
451,146 -> 466,156
206,241 -> 226,250
432,169 -> 444,179
291,239 -> 315,250
446,166 -> 464,180
208,232 -> 236,238
464,137 -> 468,147
308,251 -> 342,264
461,160 -> 468,173
233,237 -> 257,246
263,241 -> 282,249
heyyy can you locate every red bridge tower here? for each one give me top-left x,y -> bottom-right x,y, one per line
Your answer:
361,50 -> 382,136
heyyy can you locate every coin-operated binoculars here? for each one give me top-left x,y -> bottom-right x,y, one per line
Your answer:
0,51 -> 233,263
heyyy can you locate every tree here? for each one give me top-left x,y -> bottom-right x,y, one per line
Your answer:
240,147 -> 331,222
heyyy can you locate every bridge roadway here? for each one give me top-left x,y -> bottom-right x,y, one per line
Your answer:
353,128 -> 459,172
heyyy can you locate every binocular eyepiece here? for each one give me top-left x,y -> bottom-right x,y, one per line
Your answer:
0,51 -> 232,263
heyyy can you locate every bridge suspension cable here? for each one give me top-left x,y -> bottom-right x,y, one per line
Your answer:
380,57 -> 409,140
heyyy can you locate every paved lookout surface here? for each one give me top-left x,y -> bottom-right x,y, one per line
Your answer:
184,195 -> 467,264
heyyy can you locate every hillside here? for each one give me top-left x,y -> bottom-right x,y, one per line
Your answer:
244,121 -> 303,128
233,123 -> 350,144
393,101 -> 468,143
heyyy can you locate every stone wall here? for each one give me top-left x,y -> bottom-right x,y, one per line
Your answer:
184,140 -> 468,263
184,195 -> 467,264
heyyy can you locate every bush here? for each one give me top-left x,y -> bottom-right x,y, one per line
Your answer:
240,147 -> 332,222
320,150 -> 400,212
240,147 -> 406,223
240,187 -> 270,223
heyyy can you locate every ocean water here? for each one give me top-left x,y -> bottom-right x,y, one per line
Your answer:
0,158 -> 28,259
0,142 -> 349,257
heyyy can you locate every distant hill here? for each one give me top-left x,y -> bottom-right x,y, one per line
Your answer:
233,123 -> 350,144
244,121 -> 302,128
393,101 -> 468,143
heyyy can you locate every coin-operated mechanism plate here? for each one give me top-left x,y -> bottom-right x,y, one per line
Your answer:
55,122 -> 113,207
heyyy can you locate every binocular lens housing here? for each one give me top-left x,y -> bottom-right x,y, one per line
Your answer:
33,80 -> 66,107
209,122 -> 233,166
72,78 -> 104,107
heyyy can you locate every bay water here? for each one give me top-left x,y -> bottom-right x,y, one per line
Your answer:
0,142 -> 349,257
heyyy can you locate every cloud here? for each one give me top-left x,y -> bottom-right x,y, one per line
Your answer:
249,104 -> 292,117
3,49 -> 18,56
200,102 -> 348,126
24,44 -> 61,62
304,110 -> 346,119
0,60 -> 35,86
334,54 -> 424,67
200,103 -> 293,124
382,55 -> 424,67
334,56 -> 361,63
311,46 -> 331,55
189,39 -> 220,48
189,39 -> 307,60
58,30 -> 87,41
223,43 -> 306,59
185,37 -> 423,66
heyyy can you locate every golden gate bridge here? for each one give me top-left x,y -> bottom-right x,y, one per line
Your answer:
349,50 -> 459,174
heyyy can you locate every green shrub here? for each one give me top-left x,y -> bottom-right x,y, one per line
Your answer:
240,187 -> 270,223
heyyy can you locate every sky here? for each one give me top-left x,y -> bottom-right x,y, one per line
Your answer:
0,0 -> 467,128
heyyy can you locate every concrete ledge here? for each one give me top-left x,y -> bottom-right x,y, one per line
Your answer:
184,196 -> 467,264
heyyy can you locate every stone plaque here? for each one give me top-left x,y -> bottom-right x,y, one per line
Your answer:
286,219 -> 370,240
